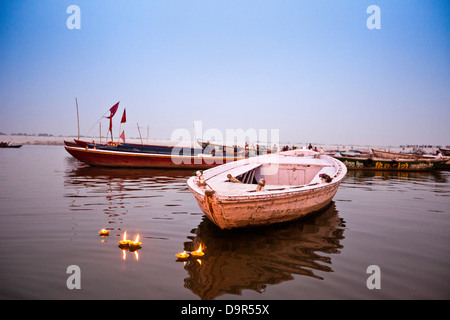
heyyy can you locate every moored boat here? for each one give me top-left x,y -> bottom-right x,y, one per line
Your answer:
64,139 -> 103,148
187,149 -> 347,229
339,149 -> 370,157
64,140 -> 80,147
371,149 -> 426,160
198,139 -> 273,156
84,141 -> 204,156
333,154 -> 447,171
64,145 -> 246,169
64,102 -> 268,168
439,147 -> 450,156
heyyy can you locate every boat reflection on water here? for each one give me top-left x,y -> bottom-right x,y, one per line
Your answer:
180,202 -> 346,300
63,156 -> 194,233
64,156 -> 193,205
64,156 -> 194,184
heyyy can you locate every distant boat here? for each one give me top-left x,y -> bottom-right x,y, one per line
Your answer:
333,150 -> 447,171
65,139 -> 183,155
0,142 -> 23,148
85,141 -> 204,156
64,139 -> 100,148
198,139 -> 273,156
439,147 -> 450,156
63,140 -> 79,147
65,139 -> 187,155
339,149 -> 370,157
371,149 -> 426,160
187,149 -> 347,229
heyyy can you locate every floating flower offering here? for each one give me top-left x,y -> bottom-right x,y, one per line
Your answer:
190,244 -> 204,257
99,229 -> 110,236
176,251 -> 189,259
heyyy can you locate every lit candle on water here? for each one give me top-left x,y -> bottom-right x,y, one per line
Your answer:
99,229 -> 110,236
176,251 -> 189,259
190,244 -> 205,257
118,231 -> 130,248
129,234 -> 142,251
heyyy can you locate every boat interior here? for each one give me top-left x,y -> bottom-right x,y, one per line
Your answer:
205,156 -> 339,195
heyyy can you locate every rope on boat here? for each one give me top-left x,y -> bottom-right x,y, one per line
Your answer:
196,171 -> 217,196
256,179 -> 265,191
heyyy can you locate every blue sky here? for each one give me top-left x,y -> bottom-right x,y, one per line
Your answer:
0,0 -> 449,146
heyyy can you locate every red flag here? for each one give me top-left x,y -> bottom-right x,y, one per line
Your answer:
106,102 -> 120,119
120,130 -> 125,143
120,108 -> 126,123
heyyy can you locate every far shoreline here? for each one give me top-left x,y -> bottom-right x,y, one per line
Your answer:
0,134 -> 445,155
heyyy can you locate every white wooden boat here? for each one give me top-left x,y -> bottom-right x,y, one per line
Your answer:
187,149 -> 347,229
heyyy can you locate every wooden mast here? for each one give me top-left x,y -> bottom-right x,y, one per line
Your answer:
137,123 -> 143,145
75,98 -> 80,140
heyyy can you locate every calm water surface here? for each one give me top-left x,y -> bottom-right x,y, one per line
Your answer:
0,146 -> 449,299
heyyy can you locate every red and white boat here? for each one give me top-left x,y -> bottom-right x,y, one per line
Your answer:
64,144 -> 247,169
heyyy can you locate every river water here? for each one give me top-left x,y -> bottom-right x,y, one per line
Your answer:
0,145 -> 449,299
